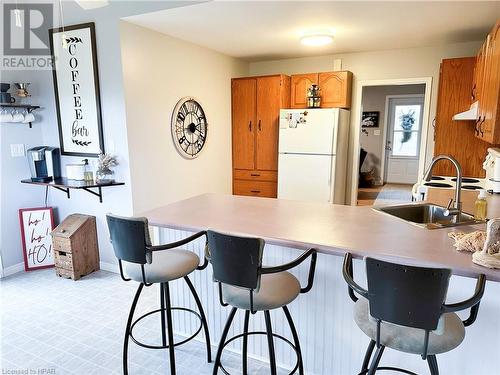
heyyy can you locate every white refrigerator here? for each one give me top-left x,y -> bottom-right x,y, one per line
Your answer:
278,108 -> 350,204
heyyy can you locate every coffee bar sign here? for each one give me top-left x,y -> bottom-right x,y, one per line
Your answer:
49,23 -> 104,156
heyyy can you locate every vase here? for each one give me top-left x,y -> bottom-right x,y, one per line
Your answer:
95,169 -> 115,184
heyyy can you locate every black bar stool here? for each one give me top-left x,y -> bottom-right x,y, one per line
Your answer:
342,253 -> 486,375
205,230 -> 317,375
106,214 -> 212,375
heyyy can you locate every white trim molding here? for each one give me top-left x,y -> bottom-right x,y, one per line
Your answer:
1,262 -> 25,278
350,77 -> 433,205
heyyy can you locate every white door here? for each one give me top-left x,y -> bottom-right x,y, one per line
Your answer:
278,153 -> 334,202
384,97 -> 424,184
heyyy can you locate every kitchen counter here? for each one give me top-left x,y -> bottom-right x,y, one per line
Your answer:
143,193 -> 499,281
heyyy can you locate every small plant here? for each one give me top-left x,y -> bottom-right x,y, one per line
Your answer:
97,152 -> 118,174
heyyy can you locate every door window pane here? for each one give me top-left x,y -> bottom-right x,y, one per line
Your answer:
393,105 -> 421,131
392,130 -> 419,157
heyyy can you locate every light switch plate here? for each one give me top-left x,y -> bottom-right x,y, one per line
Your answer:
374,129 -> 381,136
10,144 -> 25,157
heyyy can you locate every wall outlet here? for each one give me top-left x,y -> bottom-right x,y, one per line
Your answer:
10,144 -> 25,157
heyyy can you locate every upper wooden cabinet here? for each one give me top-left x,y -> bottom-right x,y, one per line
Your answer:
290,73 -> 318,108
433,57 -> 490,177
474,21 -> 500,144
290,71 -> 352,109
231,74 -> 290,198
318,71 -> 353,108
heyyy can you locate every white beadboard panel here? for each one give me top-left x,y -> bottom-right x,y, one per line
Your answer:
156,227 -> 500,375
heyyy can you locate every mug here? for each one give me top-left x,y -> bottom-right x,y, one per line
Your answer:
0,92 -> 15,103
12,110 -> 24,122
23,112 -> 35,123
0,110 -> 13,122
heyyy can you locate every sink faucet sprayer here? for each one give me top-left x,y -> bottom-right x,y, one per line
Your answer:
422,155 -> 462,221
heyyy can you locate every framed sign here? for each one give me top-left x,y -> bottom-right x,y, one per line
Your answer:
19,207 -> 55,271
361,111 -> 380,128
49,22 -> 104,156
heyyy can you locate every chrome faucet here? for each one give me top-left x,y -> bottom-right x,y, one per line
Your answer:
423,155 -> 462,221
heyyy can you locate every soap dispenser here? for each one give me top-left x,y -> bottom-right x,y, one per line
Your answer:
474,189 -> 488,221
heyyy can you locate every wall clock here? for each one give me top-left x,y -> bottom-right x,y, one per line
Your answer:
171,97 -> 208,159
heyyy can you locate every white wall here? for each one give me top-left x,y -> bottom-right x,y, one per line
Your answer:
249,41 -> 482,202
0,1 -> 203,271
360,84 -> 425,184
119,21 -> 248,214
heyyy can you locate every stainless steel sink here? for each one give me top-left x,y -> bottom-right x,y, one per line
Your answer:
374,203 -> 485,229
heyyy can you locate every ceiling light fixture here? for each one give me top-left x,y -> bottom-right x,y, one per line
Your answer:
300,34 -> 334,47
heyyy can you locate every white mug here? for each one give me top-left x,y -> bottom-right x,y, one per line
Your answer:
23,112 -> 35,123
12,111 -> 24,122
0,110 -> 13,123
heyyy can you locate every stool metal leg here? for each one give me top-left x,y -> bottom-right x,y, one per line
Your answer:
163,282 -> 176,375
427,355 -> 439,375
283,305 -> 304,375
361,340 -> 376,373
242,310 -> 250,375
124,283 -> 144,375
367,345 -> 385,375
184,275 -> 212,363
213,307 -> 238,375
160,283 -> 167,347
264,310 -> 277,375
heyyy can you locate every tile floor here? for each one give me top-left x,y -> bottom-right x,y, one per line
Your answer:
0,269 -> 287,375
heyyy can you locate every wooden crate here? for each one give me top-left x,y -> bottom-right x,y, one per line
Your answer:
51,214 -> 99,280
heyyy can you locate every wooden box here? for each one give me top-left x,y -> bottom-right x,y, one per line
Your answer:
51,214 -> 99,280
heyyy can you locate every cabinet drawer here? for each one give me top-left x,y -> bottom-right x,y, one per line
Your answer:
52,237 -> 72,253
233,180 -> 277,198
54,250 -> 73,270
233,170 -> 277,182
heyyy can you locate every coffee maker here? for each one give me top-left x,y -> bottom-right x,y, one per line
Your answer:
27,146 -> 61,182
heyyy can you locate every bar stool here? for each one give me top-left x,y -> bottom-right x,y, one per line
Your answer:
342,253 -> 486,375
206,230 -> 317,375
106,214 -> 212,375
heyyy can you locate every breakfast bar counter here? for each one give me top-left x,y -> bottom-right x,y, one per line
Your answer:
142,193 -> 500,375
143,193 -> 499,281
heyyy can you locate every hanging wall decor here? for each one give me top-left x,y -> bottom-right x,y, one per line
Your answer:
49,22 -> 104,156
361,111 -> 379,128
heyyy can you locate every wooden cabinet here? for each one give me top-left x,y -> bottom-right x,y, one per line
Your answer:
291,73 -> 318,108
51,214 -> 99,281
433,57 -> 491,177
290,71 -> 352,109
474,21 -> 500,144
319,71 -> 353,108
231,74 -> 290,198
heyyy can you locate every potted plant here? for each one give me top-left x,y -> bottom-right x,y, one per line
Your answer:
96,152 -> 117,184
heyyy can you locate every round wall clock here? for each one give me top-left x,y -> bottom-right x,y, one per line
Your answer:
171,97 -> 208,159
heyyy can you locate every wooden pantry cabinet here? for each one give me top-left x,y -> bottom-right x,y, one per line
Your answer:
231,74 -> 290,198
474,21 -> 500,144
290,71 -> 352,109
433,57 -> 490,177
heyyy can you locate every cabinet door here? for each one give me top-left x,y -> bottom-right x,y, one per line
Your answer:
433,57 -> 489,177
480,22 -> 500,144
256,76 -> 281,171
232,78 -> 256,170
319,71 -> 353,108
290,73 -> 318,108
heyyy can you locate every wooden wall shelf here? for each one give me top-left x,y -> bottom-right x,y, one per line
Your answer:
21,178 -> 124,203
0,104 -> 40,128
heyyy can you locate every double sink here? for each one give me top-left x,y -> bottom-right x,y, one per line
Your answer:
375,203 -> 483,229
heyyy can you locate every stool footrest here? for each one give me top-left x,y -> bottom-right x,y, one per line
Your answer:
359,367 -> 419,375
217,331 -> 300,375
129,307 -> 203,350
